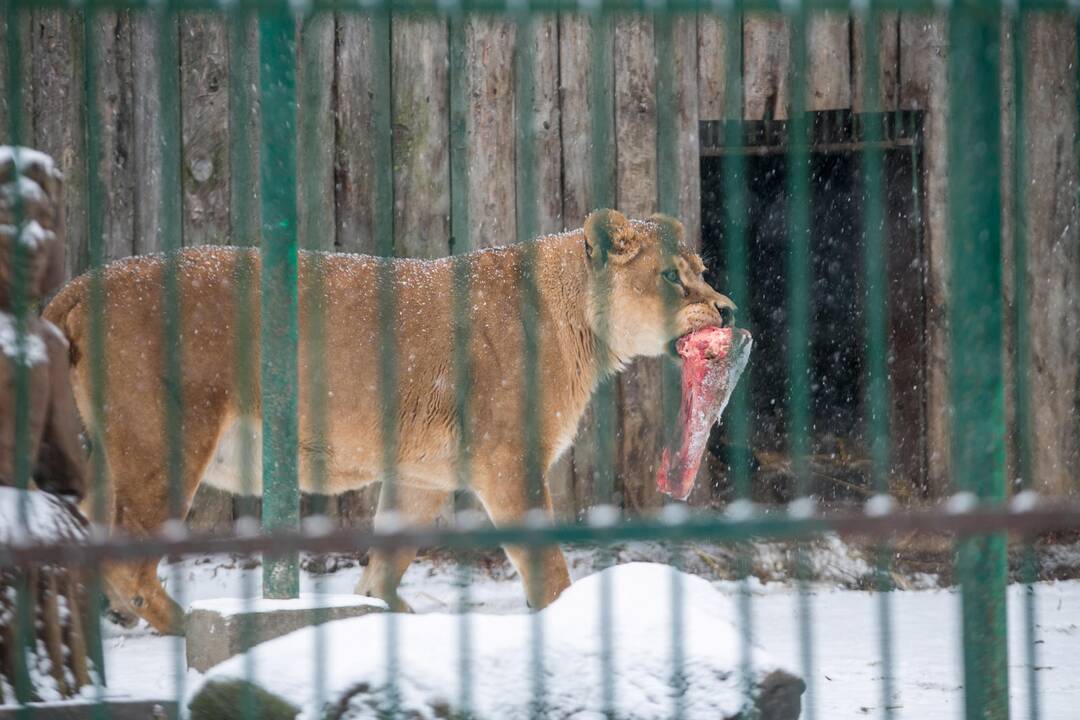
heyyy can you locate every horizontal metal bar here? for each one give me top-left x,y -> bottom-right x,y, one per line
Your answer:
701,138 -> 918,157
3,505 -> 1080,568
0,0 -> 1072,16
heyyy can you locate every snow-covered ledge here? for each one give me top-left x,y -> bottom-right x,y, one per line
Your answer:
186,563 -> 804,720
185,594 -> 387,673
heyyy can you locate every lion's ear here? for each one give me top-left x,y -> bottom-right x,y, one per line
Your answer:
584,209 -> 640,265
648,213 -> 685,248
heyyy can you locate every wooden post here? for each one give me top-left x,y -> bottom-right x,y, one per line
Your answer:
743,14 -> 790,121
88,10 -> 136,262
30,10 -> 87,280
900,13 -> 950,497
466,17 -> 515,250
614,16 -> 662,514
1021,15 -> 1080,498
391,16 -> 450,259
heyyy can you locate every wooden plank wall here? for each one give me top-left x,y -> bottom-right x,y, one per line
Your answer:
3,10 -> 1079,530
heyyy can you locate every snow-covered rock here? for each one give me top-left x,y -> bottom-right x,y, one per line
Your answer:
187,562 -> 803,720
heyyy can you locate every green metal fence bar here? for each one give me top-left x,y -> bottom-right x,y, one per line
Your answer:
948,1 -> 1010,717
7,505 -> 1080,568
4,1 -> 37,712
152,1 -> 187,711
512,13 -> 551,718
4,0 -> 1078,14
369,8 -> 402,715
653,11 -> 689,718
718,1 -> 760,713
587,9 -> 618,717
226,11 -> 261,720
1011,9 -> 1039,720
259,9 -> 301,600
447,8 -> 477,717
81,5 -> 112,699
857,5 -> 898,718
785,7 -> 817,720
298,10 -> 334,714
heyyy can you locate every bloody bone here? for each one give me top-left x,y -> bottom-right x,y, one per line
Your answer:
656,325 -> 752,501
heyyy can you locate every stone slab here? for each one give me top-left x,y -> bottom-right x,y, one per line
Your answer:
185,594 -> 386,673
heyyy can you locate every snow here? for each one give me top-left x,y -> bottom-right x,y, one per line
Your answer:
190,593 -> 385,617
0,220 -> 57,249
25,539 -> 1079,719
0,487 -> 85,543
0,312 -> 48,366
0,146 -> 59,176
187,563 -> 789,720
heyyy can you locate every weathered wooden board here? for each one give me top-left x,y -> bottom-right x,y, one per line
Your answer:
527,14 -> 574,517
298,13 -> 336,253
743,14 -> 790,121
557,13 -> 618,519
465,17 -> 515,249
179,14 -> 229,247
899,13 -> 949,497
673,16 -> 701,251
131,12 -> 164,255
0,9 -> 34,147
30,10 -> 87,278
807,12 -> 850,111
1022,15 -> 1080,498
614,16 -> 663,514
334,14 -> 377,255
391,16 -> 450,259
851,12 -> 900,112
697,14 -> 730,122
229,14 -> 260,247
88,11 -> 136,262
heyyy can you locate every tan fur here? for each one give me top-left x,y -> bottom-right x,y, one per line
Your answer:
44,210 -> 735,634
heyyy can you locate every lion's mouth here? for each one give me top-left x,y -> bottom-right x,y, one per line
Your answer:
656,326 -> 752,501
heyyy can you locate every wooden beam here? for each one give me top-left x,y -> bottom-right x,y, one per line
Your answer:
899,12 -> 949,497
391,16 -> 450,259
180,14 -> 230,247
466,17 -> 515,249
615,16 -> 663,514
1022,15 -> 1080,497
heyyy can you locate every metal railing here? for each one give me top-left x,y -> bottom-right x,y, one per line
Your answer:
3,0 -> 1077,718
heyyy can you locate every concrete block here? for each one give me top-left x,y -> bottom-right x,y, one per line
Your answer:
185,594 -> 386,673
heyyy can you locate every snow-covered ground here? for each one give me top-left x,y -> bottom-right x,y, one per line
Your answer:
95,540 -> 1080,719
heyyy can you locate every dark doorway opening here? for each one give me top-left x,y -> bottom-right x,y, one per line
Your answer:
699,111 -> 928,504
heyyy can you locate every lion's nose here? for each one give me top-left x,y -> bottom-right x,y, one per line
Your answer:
716,303 -> 735,328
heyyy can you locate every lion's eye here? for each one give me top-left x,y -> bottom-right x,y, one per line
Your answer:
662,268 -> 682,286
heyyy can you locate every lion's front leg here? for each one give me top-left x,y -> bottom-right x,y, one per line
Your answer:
356,483 -> 451,611
475,481 -> 571,609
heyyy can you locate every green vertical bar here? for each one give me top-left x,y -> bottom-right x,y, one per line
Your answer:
654,11 -> 687,719
4,2 -> 37,711
259,9 -> 300,600
154,1 -> 187,710
948,2 -> 1009,718
228,11 -> 261,720
81,7 -> 110,699
514,13 -> 548,719
298,10 -> 332,714
718,4 -> 757,715
1012,11 -> 1038,720
370,8 -> 401,716
785,8 -> 815,720
587,10 -> 618,718
448,10 -> 476,716
858,6 -> 897,719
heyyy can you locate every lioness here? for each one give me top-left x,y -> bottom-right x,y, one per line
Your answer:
44,209 -> 736,634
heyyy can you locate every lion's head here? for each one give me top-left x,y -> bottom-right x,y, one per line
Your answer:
583,208 -> 736,363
